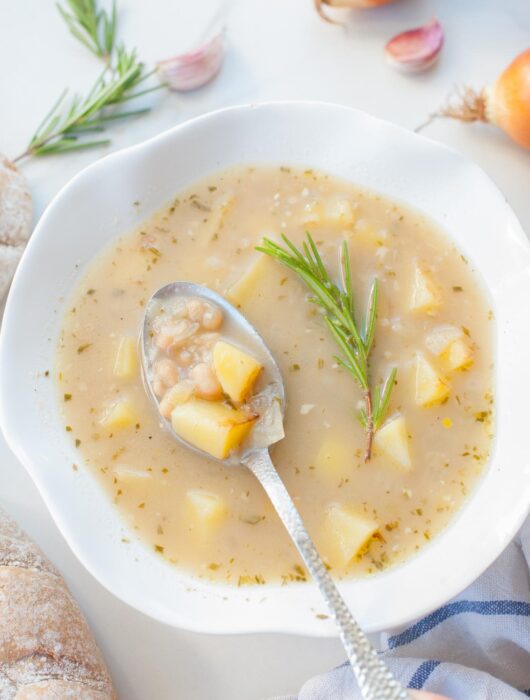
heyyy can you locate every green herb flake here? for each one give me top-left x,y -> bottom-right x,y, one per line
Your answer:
475,410 -> 490,423
191,199 -> 211,212
154,544 -> 164,553
77,343 -> 92,354
239,514 -> 265,525
64,393 -> 72,401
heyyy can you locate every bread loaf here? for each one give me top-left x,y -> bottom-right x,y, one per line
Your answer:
0,155 -> 32,300
0,507 -> 115,699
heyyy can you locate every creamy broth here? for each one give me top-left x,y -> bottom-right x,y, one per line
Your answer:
56,166 -> 494,585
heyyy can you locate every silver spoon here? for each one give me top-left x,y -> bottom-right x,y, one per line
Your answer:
141,281 -> 411,700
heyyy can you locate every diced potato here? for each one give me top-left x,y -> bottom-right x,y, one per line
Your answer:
350,218 -> 382,248
213,340 -> 262,402
200,193 -> 235,246
425,325 -> 474,372
102,400 -> 137,429
113,336 -> 138,379
415,353 -> 450,407
300,201 -> 321,225
314,437 -> 354,479
159,381 -> 195,418
409,262 -> 442,315
325,504 -> 378,567
113,466 -> 152,483
443,337 -> 474,371
322,197 -> 355,225
186,489 -> 226,524
374,415 -> 412,471
301,197 -> 355,226
225,255 -> 277,308
425,325 -> 462,356
110,250 -> 149,286
171,399 -> 257,459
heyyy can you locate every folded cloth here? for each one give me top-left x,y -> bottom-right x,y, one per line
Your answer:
278,516 -> 530,700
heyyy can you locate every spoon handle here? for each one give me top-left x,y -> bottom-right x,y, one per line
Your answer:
242,448 -> 410,700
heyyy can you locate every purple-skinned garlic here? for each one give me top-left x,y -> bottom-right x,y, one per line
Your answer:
385,19 -> 444,74
157,32 -> 225,92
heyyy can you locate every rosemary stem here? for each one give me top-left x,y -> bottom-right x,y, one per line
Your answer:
364,390 -> 374,463
12,150 -> 30,164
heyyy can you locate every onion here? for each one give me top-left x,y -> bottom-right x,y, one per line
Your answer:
315,0 -> 396,23
421,48 -> 530,149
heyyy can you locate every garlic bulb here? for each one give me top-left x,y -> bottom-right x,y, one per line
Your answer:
157,32 -> 225,92
385,19 -> 444,73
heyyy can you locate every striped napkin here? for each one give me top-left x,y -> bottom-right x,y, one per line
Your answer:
279,516 -> 530,699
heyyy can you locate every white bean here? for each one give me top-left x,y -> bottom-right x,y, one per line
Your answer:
202,303 -> 223,331
152,378 -> 166,399
156,319 -> 198,352
190,362 -> 223,401
187,298 -> 205,323
176,349 -> 194,368
153,358 -> 179,387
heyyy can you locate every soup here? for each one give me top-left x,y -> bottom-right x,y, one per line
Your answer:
56,165 -> 494,586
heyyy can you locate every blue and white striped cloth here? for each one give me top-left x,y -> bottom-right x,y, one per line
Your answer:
280,516 -> 530,699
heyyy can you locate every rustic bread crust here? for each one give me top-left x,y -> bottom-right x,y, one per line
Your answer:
0,155 -> 32,300
0,508 -> 116,699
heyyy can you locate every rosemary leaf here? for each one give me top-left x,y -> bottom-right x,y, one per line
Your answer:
13,1 -> 163,162
57,0 -> 117,60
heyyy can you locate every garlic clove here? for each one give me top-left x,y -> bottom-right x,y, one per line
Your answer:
315,0 -> 396,22
385,18 -> 444,74
157,32 -> 225,92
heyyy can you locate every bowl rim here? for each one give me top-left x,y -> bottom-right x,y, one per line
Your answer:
1,99 -> 529,636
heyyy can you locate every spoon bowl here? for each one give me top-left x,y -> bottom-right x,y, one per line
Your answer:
140,281 -> 286,464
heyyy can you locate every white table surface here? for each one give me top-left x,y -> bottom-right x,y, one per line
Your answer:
1,1 -> 529,698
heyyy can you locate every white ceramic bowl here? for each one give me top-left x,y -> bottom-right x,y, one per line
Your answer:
1,102 -> 529,636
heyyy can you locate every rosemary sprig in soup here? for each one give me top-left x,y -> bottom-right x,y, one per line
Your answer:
257,232 -> 396,461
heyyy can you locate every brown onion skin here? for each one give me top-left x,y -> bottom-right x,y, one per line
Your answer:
491,48 -> 530,149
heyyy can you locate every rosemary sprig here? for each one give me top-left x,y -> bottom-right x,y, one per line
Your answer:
13,0 -> 162,162
57,0 -> 117,62
257,233 -> 397,461
13,46 -> 157,162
